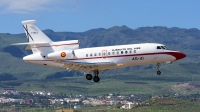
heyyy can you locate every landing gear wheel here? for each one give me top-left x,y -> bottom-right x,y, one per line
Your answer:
156,63 -> 161,75
86,74 -> 93,80
157,71 -> 161,75
93,76 -> 100,82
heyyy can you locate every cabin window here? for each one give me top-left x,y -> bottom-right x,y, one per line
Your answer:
129,50 -> 132,54
108,52 -> 110,55
112,52 -> 115,55
94,53 -> 97,56
86,54 -> 88,57
121,51 -> 123,54
90,53 -> 93,56
125,51 -> 128,54
117,51 -> 119,55
99,53 -> 101,56
134,50 -> 136,53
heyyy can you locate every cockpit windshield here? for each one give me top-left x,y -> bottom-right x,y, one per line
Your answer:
157,46 -> 169,50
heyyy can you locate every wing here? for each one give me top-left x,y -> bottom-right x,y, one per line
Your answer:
63,61 -> 116,66
58,60 -> 117,71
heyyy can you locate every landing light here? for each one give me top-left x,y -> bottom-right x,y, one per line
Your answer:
117,63 -> 123,66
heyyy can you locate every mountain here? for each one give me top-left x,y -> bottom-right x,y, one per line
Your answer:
0,26 -> 200,80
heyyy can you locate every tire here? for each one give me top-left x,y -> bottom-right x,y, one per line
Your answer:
93,76 -> 100,82
86,74 -> 92,80
157,71 -> 161,75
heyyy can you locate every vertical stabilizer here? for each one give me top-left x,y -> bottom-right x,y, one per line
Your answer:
22,20 -> 52,43
12,20 -> 80,54
22,20 -> 53,53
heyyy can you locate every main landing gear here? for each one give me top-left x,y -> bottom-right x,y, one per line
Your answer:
86,70 -> 100,82
156,63 -> 161,75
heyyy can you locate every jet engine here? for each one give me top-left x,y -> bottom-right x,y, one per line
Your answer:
47,50 -> 75,59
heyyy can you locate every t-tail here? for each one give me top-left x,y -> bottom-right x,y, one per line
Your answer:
11,20 -> 80,54
22,20 -> 52,43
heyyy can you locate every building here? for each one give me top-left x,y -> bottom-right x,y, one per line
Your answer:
56,110 -> 75,112
121,102 -> 138,109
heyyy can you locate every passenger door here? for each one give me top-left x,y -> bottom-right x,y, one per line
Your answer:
102,50 -> 107,59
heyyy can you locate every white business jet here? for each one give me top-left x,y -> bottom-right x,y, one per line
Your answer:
12,20 -> 186,82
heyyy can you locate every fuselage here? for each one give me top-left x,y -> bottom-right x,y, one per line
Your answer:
23,43 -> 186,71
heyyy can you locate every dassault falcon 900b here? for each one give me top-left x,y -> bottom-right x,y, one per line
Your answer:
12,20 -> 186,82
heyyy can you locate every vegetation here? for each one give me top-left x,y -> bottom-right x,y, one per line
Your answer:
0,26 -> 200,80
1,97 -> 200,112
0,26 -> 200,111
0,26 -> 200,95
133,97 -> 200,112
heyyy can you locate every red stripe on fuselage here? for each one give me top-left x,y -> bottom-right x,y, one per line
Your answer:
24,51 -> 183,61
66,51 -> 180,60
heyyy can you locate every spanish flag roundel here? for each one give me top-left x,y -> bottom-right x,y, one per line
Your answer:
61,52 -> 66,57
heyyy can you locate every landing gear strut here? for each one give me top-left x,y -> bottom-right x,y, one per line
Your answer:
93,70 -> 100,82
156,63 -> 161,75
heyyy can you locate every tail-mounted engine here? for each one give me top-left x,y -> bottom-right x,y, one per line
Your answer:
47,50 -> 75,59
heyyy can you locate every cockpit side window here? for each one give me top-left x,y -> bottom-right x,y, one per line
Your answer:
163,46 -> 169,50
157,46 -> 169,50
157,46 -> 161,49
161,46 -> 165,49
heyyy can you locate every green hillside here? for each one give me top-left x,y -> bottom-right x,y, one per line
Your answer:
0,26 -> 200,81
133,97 -> 200,112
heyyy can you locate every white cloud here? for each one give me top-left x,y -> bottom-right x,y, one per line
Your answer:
0,0 -> 79,14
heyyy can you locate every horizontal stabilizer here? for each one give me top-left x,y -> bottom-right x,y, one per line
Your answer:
11,42 -> 49,45
22,20 -> 36,25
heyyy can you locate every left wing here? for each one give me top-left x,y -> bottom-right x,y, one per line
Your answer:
57,60 -> 117,71
62,60 -> 116,66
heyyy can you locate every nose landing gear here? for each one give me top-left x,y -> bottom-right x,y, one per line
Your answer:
157,70 -> 161,75
156,63 -> 161,75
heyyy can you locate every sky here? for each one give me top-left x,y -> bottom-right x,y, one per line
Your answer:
0,0 -> 200,34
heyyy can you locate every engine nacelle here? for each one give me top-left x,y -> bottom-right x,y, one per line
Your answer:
47,50 -> 75,59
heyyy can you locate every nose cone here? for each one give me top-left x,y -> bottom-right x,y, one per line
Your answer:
172,52 -> 186,60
